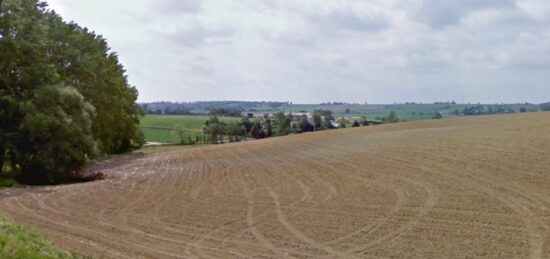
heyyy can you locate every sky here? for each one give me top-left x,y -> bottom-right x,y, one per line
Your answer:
45,0 -> 550,104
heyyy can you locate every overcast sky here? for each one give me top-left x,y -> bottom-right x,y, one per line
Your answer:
46,0 -> 550,104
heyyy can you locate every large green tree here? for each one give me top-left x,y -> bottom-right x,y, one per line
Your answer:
17,85 -> 98,184
0,0 -> 142,184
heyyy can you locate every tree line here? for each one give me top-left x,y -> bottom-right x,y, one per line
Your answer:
457,105 -> 532,116
140,101 -> 290,115
168,110 -> 372,145
0,1 -> 143,184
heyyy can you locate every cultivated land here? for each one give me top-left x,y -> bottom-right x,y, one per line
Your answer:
1,112 -> 550,258
141,115 -> 239,143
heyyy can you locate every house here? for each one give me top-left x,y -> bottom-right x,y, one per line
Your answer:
242,111 -> 312,120
285,112 -> 311,119
243,112 -> 271,119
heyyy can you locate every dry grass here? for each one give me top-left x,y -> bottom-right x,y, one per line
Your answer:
0,112 -> 549,258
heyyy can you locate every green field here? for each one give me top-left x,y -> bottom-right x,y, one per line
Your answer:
0,215 -> 78,259
140,115 -> 239,143
287,103 -> 540,121
141,104 -> 541,143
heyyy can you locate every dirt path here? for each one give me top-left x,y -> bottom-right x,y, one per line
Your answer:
1,112 -> 550,258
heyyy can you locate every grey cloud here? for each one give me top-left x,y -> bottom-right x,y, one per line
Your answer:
310,9 -> 389,32
154,0 -> 202,14
417,0 -> 517,28
171,26 -> 234,48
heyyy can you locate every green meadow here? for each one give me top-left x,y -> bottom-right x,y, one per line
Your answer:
140,115 -> 239,143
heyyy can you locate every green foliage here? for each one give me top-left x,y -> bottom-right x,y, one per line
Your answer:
0,1 -> 142,184
140,115 -> 239,143
519,107 -> 527,113
383,111 -> 399,123
338,117 -> 347,128
134,129 -> 146,148
172,123 -> 189,144
17,85 -> 97,184
312,112 -> 322,129
298,116 -> 314,132
273,112 -> 292,136
208,107 -> 242,117
0,178 -> 20,188
225,121 -> 245,142
203,116 -> 228,144
286,103 -> 541,122
0,216 -> 79,258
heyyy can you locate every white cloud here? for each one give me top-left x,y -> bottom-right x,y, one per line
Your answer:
46,0 -> 550,103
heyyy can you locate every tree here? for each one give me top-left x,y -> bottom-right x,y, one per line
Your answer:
226,121 -> 245,142
241,116 -> 252,134
383,111 -> 398,123
209,107 -> 242,117
17,85 -> 98,184
42,9 -> 143,154
541,102 -> 550,111
315,110 -> 335,129
432,112 -> 443,119
352,120 -> 360,127
264,118 -> 273,137
519,107 -> 527,113
0,0 -> 143,183
312,112 -> 322,129
298,115 -> 314,132
203,116 -> 226,144
338,117 -> 347,128
360,116 -> 369,126
273,112 -> 292,136
249,121 -> 263,139
173,123 -> 189,144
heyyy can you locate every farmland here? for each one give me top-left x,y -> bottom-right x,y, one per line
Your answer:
140,103 -> 541,143
140,115 -> 239,143
286,103 -> 540,121
1,112 -> 550,258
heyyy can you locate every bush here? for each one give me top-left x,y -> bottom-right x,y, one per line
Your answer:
134,129 -> 146,148
0,178 -> 19,189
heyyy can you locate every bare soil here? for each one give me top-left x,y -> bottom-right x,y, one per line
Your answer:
1,112 -> 550,258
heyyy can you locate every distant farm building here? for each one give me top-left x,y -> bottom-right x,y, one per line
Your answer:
243,112 -> 312,119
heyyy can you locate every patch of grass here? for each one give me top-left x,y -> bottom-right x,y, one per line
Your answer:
140,115 -> 240,143
0,215 -> 79,259
0,177 -> 20,189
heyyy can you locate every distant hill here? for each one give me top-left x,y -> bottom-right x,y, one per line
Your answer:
140,101 -> 290,115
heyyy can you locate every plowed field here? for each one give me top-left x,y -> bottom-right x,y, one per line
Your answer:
1,112 -> 550,258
